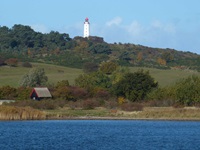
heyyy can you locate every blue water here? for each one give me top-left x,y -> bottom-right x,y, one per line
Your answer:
0,120 -> 200,150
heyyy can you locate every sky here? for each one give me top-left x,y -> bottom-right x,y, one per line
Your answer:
1,0 -> 200,53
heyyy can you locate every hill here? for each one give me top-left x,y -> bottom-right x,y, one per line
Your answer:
0,62 -> 199,88
0,63 -> 83,87
1,24 -> 200,71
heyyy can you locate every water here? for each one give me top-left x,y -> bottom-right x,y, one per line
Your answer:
0,120 -> 200,150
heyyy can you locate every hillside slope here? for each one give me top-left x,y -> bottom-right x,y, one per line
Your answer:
0,24 -> 200,71
0,63 -> 199,88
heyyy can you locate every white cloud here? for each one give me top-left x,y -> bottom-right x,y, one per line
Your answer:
106,17 -> 122,27
151,20 -> 176,34
94,19 -> 180,49
126,21 -> 143,37
31,24 -> 49,33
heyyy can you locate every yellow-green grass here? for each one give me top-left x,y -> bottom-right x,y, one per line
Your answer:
0,105 -> 45,120
45,107 -> 111,119
45,107 -> 200,120
0,63 -> 200,88
0,63 -> 83,87
129,67 -> 200,87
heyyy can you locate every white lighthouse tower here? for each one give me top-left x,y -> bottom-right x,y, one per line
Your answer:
83,17 -> 90,38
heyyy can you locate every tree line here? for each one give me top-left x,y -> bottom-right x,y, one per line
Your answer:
1,24 -> 200,70
1,61 -> 200,111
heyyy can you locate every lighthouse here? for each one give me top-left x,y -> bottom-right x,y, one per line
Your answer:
84,17 -> 90,38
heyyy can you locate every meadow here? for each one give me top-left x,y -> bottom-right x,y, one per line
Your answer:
0,62 -> 199,87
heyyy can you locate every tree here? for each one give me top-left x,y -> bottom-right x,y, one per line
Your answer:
75,71 -> 112,92
83,62 -> 98,73
137,52 -> 143,62
53,86 -> 74,100
20,68 -> 48,87
157,57 -> 166,65
55,80 -> 69,88
99,61 -> 118,75
161,52 -> 174,63
110,66 -> 130,84
89,43 -> 111,54
175,75 -> 200,105
113,70 -> 158,101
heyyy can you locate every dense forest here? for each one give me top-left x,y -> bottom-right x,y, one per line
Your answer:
1,24 -> 200,70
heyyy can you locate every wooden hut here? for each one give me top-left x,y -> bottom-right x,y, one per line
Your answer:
30,87 -> 52,100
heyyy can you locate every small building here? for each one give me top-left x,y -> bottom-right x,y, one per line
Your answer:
30,87 -> 52,100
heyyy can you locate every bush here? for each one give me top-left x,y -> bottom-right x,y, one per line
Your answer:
175,75 -> 200,105
68,101 -> 82,109
21,62 -> 32,68
83,62 -> 98,73
113,70 -> 158,101
105,100 -> 118,109
146,87 -> 176,106
82,99 -> 99,109
94,88 -> 110,100
16,87 -> 32,100
70,86 -> 88,100
0,86 -> 17,99
7,100 -> 65,110
118,97 -> 126,105
5,58 -> 18,67
52,86 -> 74,100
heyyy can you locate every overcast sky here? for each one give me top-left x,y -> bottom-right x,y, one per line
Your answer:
1,0 -> 200,53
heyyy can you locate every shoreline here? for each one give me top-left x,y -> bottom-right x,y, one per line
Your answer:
2,106 -> 200,121
2,116 -> 200,121
45,116 -> 200,121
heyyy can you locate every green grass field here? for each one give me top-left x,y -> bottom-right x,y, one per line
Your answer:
0,63 -> 199,87
129,67 -> 200,87
0,63 -> 83,87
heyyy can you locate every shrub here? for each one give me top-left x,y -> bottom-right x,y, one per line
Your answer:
118,97 -> 126,105
52,86 -> 74,100
5,58 -> 18,67
21,62 -> 32,68
94,88 -> 110,100
105,100 -> 118,109
16,87 -> 32,100
83,62 -> 98,73
112,70 -> 158,101
175,75 -> 200,105
0,86 -> 17,99
7,100 -> 63,110
146,87 -> 177,107
68,101 -> 83,109
82,99 -> 98,109
70,86 -> 88,100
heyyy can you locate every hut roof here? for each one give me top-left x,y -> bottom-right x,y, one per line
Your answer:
31,87 -> 52,98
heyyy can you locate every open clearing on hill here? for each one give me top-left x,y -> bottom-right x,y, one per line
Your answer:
0,63 -> 199,87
